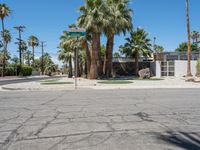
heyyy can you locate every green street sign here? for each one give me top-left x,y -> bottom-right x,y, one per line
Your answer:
68,28 -> 86,37
68,32 -> 86,37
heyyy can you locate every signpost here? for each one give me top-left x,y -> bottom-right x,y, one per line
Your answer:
68,28 -> 86,89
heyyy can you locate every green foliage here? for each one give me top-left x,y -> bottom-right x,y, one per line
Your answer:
113,52 -> 121,57
0,4 -> 11,19
20,65 -> 33,76
197,59 -> 200,76
120,28 -> 152,58
175,42 -> 200,52
5,67 -> 16,76
1,29 -> 11,46
154,44 -> 164,53
100,44 -> 106,59
0,66 -> 16,76
28,36 -> 39,47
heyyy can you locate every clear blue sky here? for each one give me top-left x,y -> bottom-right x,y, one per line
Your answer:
1,0 -> 200,64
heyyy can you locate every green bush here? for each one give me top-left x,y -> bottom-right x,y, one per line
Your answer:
0,66 -> 17,76
0,65 -> 33,76
5,67 -> 16,76
20,65 -> 33,76
197,59 -> 200,76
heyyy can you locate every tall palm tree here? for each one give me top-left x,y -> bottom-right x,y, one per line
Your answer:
104,0 -> 132,77
120,28 -> 152,75
28,35 -> 39,67
25,50 -> 32,66
186,0 -> 192,77
20,40 -> 28,64
1,29 -> 11,68
0,3 -> 11,77
78,0 -> 106,79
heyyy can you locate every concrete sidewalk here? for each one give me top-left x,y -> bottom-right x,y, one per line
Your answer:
1,77 -> 200,91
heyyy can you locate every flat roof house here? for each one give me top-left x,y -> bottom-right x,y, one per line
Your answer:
151,52 -> 200,78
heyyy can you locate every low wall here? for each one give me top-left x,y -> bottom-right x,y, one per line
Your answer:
175,60 -> 197,77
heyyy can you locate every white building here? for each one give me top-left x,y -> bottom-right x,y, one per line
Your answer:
151,52 -> 199,78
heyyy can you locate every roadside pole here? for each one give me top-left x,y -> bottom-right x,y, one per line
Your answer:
74,47 -> 78,89
68,27 -> 86,90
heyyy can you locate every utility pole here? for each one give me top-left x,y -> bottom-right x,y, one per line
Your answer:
14,26 -> 25,70
40,41 -> 46,75
153,37 -> 157,60
186,0 -> 192,77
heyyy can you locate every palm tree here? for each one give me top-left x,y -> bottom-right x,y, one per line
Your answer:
120,28 -> 152,75
186,0 -> 192,77
1,29 -> 11,67
191,31 -> 200,43
103,0 -> 132,77
25,50 -> 32,66
20,40 -> 28,64
68,24 -> 92,78
78,0 -> 106,79
58,49 -> 73,78
1,29 -> 11,50
28,35 -> 39,67
58,30 -> 84,77
0,3 -> 11,77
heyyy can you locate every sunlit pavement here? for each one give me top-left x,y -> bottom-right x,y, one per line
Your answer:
0,89 -> 200,150
1,77 -> 200,91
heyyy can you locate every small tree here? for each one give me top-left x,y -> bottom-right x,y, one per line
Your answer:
196,59 -> 200,77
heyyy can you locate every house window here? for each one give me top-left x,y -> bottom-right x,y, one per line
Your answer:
161,61 -> 175,77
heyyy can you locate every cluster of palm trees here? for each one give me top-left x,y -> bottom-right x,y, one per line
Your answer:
58,26 -> 86,78
0,3 -> 51,76
0,3 -> 11,76
58,0 -> 132,79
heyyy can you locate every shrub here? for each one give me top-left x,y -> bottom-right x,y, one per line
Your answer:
5,67 -> 16,76
197,59 -> 200,77
0,66 -> 17,76
20,65 -> 33,76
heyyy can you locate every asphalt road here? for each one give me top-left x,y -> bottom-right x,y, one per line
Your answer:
0,89 -> 200,150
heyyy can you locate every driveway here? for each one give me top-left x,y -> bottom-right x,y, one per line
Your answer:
0,89 -> 200,150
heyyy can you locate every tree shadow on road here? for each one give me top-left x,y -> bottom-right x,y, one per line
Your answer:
157,131 -> 200,150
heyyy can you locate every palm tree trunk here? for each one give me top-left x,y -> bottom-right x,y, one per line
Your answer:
105,34 -> 114,77
97,33 -> 103,77
32,46 -> 35,67
85,40 -> 91,78
186,0 -> 192,77
1,18 -> 5,77
89,32 -> 98,79
69,56 -> 73,78
77,56 -> 81,77
28,53 -> 30,66
135,53 -> 139,75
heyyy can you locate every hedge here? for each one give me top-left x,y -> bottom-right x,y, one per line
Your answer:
0,65 -> 33,76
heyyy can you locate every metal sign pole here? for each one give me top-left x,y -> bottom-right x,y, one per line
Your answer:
68,27 -> 86,90
75,47 -> 78,89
